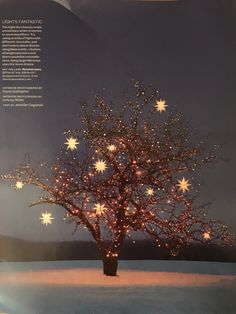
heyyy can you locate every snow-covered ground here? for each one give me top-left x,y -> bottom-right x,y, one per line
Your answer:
0,260 -> 235,314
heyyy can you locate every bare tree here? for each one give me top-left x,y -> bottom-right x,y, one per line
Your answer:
2,82 -> 233,276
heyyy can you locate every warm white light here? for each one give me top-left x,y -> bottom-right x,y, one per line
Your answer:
15,181 -> 24,190
177,177 -> 191,193
40,211 -> 54,226
146,187 -> 154,196
53,0 -> 71,10
155,99 -> 167,113
107,144 -> 116,152
65,137 -> 79,151
203,232 -> 211,240
94,203 -> 106,216
94,159 -> 107,173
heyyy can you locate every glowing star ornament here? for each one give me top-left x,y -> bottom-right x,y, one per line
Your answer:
107,144 -> 116,152
203,232 -> 211,240
94,159 -> 107,173
146,187 -> 154,197
177,177 -> 191,193
155,99 -> 167,113
94,203 -> 106,216
65,137 -> 79,151
40,211 -> 54,226
15,181 -> 24,190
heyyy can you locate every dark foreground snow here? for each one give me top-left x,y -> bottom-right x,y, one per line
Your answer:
0,260 -> 235,314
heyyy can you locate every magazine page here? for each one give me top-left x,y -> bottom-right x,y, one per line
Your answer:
0,1 -> 235,313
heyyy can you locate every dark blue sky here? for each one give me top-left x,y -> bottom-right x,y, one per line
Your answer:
0,0 -> 235,241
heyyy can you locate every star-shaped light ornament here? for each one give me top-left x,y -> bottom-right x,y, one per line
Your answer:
177,177 -> 191,193
40,211 -> 54,226
146,187 -> 154,197
107,144 -> 116,152
15,181 -> 24,190
94,203 -> 106,216
94,159 -> 107,173
65,137 -> 79,151
155,99 -> 167,113
203,231 -> 211,240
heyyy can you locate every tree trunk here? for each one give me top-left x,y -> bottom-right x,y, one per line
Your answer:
102,256 -> 118,276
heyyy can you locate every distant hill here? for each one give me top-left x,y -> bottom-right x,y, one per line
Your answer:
0,235 -> 235,262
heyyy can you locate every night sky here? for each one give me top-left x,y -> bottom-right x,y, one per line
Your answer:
0,0 -> 235,241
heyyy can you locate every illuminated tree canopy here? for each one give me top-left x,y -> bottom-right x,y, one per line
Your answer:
2,82 -> 233,276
